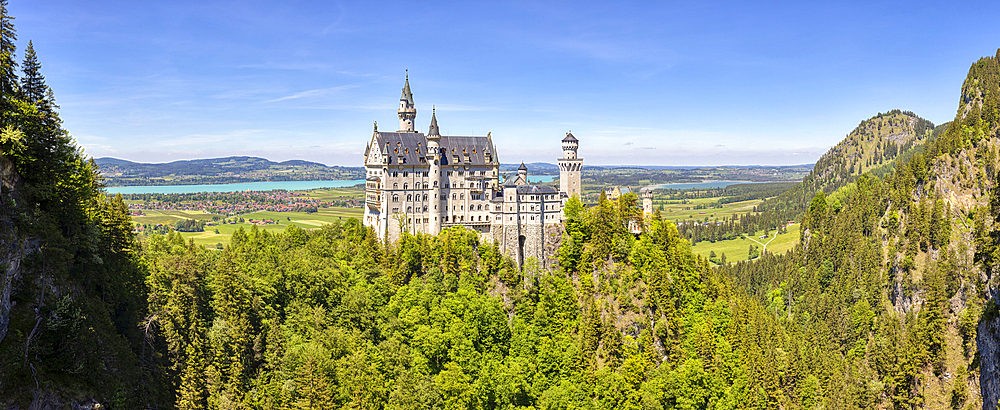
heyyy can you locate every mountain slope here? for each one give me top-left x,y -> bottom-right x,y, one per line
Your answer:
95,156 -> 365,186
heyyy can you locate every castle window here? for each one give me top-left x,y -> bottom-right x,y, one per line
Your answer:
392,195 -> 399,202
393,183 -> 398,189
445,216 -> 449,222
460,193 -> 465,199
433,181 -> 438,187
407,206 -> 412,213
453,193 -> 457,200
478,216 -> 482,221
403,172 -> 408,177
423,206 -> 428,212
423,194 -> 428,201
403,183 -> 408,190
407,194 -> 412,201
423,172 -> 428,177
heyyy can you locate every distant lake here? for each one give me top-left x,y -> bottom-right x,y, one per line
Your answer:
106,175 -> 558,194
643,181 -> 771,190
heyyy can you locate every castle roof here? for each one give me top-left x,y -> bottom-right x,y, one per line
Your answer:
401,75 -> 414,105
562,132 -> 577,142
372,132 -> 497,166
428,108 -> 440,137
516,185 -> 559,194
518,162 -> 527,171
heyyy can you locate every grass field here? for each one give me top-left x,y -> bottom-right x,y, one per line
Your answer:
138,207 -> 363,247
690,223 -> 800,265
658,197 -> 764,223
303,187 -> 365,200
132,209 -> 218,225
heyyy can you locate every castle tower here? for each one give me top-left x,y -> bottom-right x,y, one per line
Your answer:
427,107 -> 442,235
398,74 -> 416,132
558,131 -> 583,198
642,189 -> 654,216
518,162 -> 528,184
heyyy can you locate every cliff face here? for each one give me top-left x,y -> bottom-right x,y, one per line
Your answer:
980,299 -> 1000,410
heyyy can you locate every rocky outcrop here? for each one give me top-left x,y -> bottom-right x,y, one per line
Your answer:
0,238 -> 38,345
980,294 -> 1000,410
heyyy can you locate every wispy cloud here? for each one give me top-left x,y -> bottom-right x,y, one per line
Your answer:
265,85 -> 359,103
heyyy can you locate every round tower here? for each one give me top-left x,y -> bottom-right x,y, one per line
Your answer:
642,189 -> 654,216
398,74 -> 416,132
558,131 -> 583,199
518,162 -> 528,184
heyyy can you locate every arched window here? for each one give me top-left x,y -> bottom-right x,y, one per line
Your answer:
423,206 -> 428,212
423,194 -> 428,201
392,195 -> 399,202
460,193 -> 465,200
393,172 -> 398,177
393,183 -> 398,189
453,193 -> 457,200
407,194 -> 412,201
477,205 -> 482,211
403,183 -> 408,190
407,206 -> 412,213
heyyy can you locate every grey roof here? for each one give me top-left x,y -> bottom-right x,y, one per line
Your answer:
401,76 -> 414,105
428,109 -> 440,136
375,132 -> 427,166
518,162 -> 527,171
374,132 -> 497,166
563,132 -> 577,142
439,136 -> 497,166
516,185 -> 559,194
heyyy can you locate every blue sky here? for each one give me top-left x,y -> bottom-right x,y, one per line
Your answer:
9,1 -> 1000,166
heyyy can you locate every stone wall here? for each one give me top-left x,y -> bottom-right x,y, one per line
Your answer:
542,223 -> 564,270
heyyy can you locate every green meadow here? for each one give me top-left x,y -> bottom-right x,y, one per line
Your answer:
136,207 -> 363,247
657,197 -> 763,223
690,223 -> 800,264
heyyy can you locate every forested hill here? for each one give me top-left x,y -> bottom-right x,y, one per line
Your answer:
689,110 -> 938,240
775,109 -> 935,205
723,49 -> 1000,409
95,156 -> 364,186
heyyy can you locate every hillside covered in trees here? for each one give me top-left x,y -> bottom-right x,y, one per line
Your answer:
5,1 -> 1000,408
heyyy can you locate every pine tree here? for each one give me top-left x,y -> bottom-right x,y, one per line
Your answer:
20,40 -> 43,105
0,0 -> 17,126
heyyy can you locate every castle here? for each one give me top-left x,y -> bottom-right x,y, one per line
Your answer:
363,76 -> 582,268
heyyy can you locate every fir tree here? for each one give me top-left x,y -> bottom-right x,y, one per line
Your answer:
20,40 -> 43,105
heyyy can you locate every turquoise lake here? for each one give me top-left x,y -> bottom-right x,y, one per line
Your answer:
106,175 -> 558,194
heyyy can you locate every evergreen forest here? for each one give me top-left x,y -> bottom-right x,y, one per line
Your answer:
3,3 -> 1000,409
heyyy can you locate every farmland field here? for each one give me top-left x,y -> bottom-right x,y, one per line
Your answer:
139,207 -> 362,247
690,223 -> 800,265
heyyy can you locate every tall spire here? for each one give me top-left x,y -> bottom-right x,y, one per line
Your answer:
401,70 -> 413,105
428,106 -> 440,137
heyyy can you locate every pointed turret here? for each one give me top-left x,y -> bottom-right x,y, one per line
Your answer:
517,162 -> 528,184
398,72 -> 417,132
402,74 -> 414,105
428,106 -> 440,138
